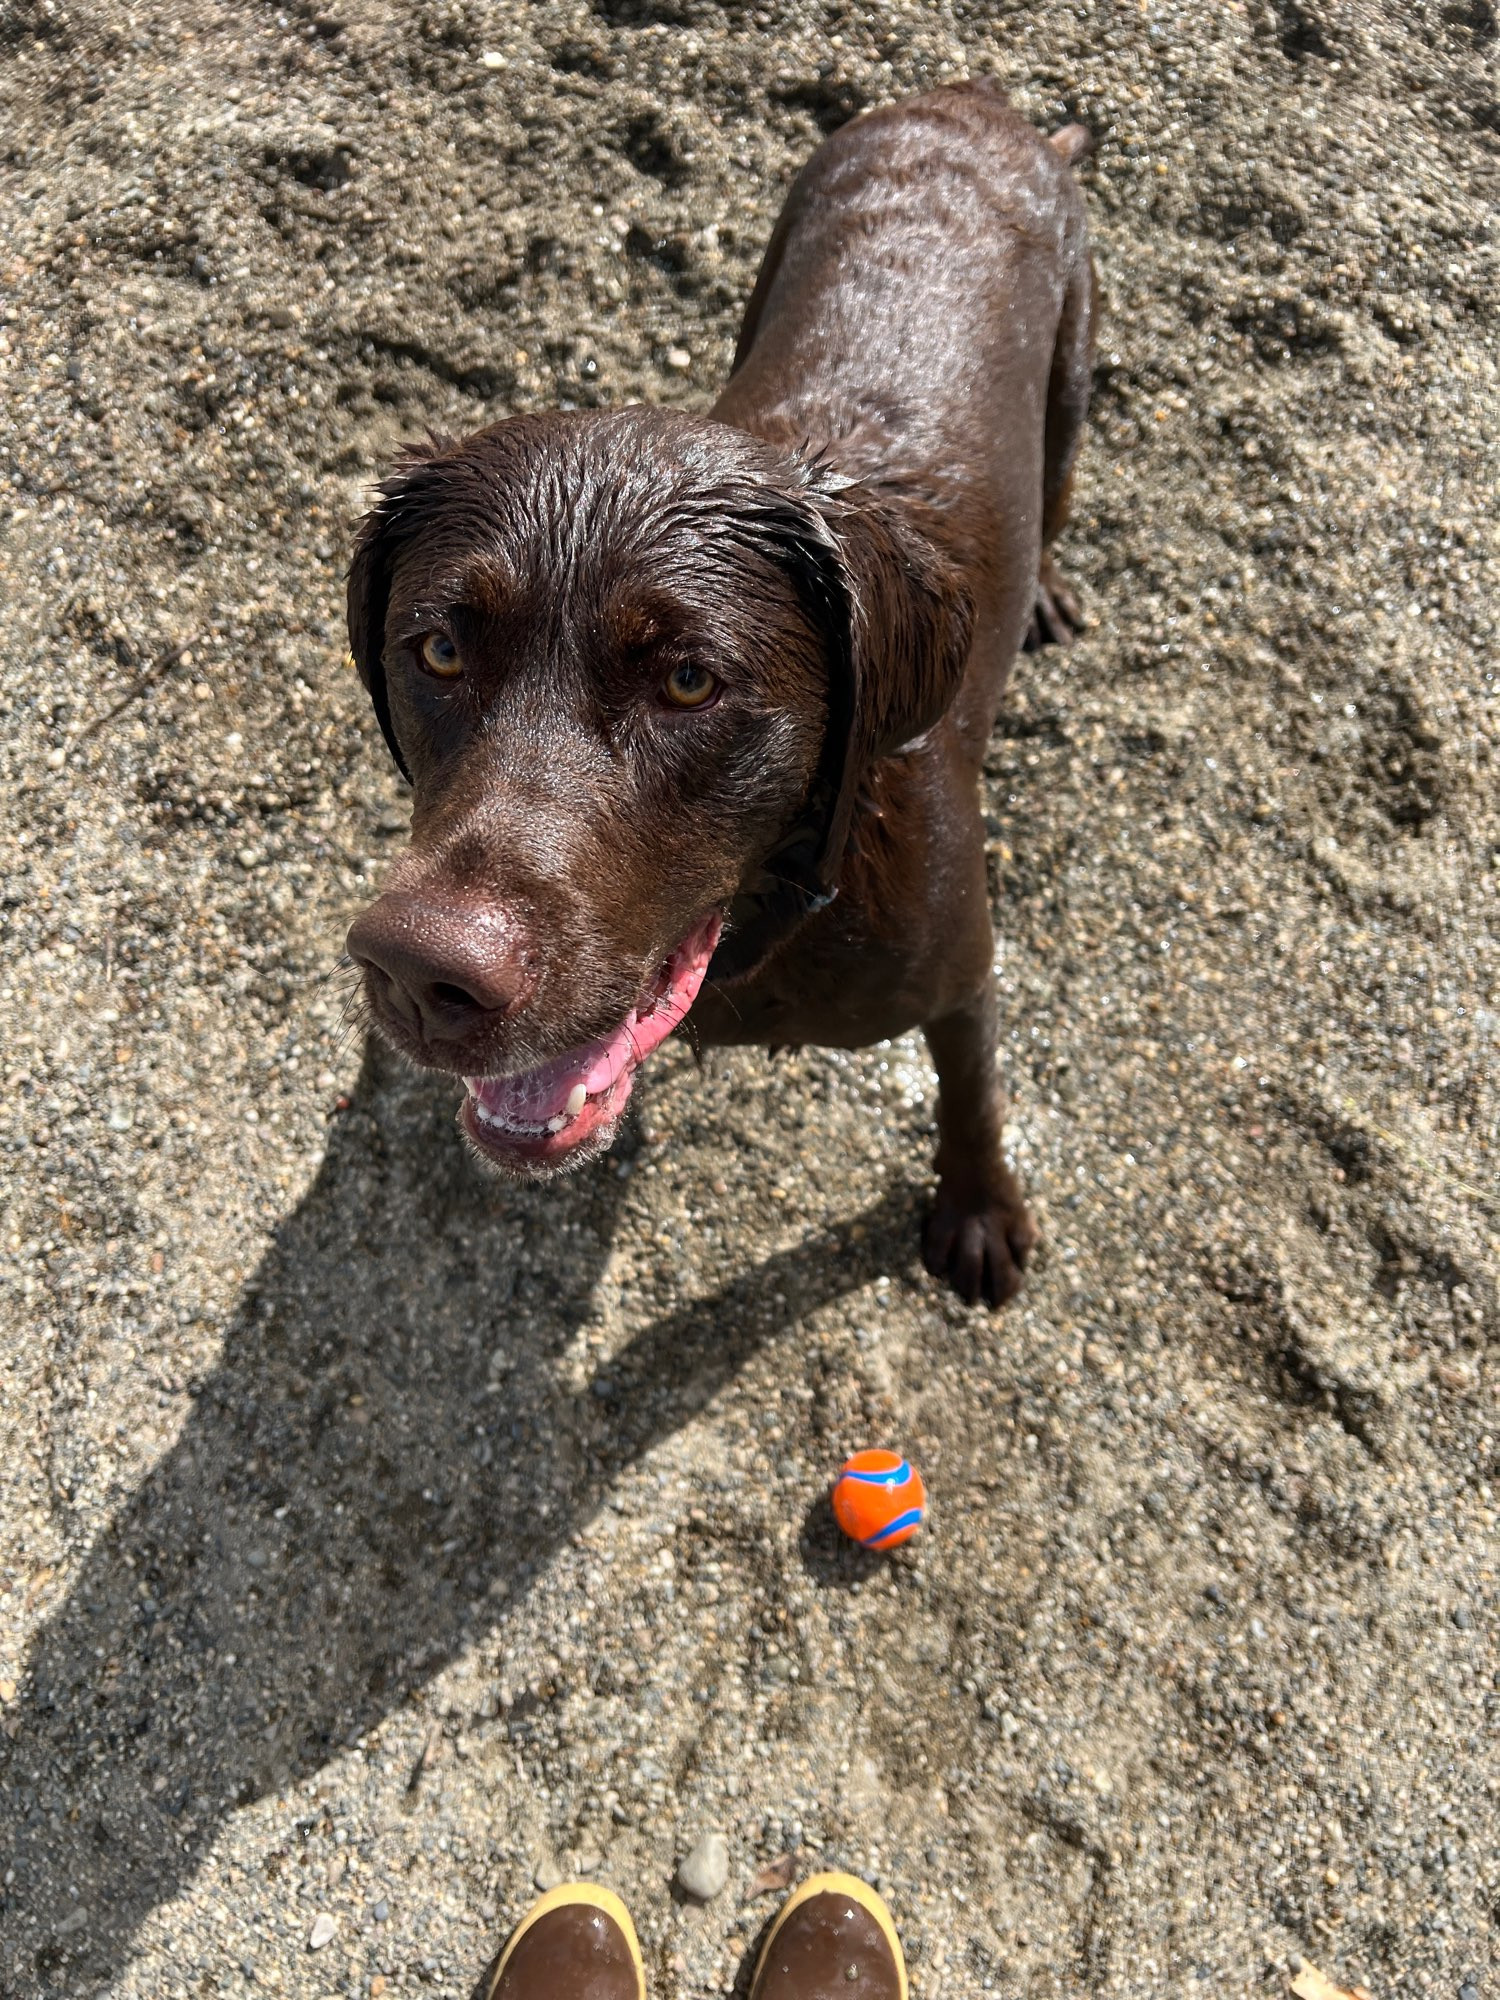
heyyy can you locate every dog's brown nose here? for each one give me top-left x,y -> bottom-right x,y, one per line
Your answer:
347,891 -> 537,1044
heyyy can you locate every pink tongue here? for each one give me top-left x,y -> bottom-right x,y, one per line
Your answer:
466,913 -> 721,1130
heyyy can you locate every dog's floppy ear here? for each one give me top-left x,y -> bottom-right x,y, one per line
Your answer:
791,481 -> 974,899
699,475 -> 972,984
347,447 -> 450,783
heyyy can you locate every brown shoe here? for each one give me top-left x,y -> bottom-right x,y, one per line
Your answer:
486,1883 -> 646,2000
749,1872 -> 908,2000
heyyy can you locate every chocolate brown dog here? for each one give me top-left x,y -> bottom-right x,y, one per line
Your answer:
345,81 -> 1095,1306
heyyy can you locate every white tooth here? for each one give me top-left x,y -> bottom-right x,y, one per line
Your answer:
546,1114 -> 566,1134
565,1083 -> 587,1118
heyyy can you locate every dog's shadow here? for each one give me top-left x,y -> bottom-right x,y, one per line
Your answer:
0,1034 -> 920,1991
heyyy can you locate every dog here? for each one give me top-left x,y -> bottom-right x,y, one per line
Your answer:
345,81 -> 1095,1307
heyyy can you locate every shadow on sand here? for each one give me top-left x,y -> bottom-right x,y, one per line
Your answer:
0,1034 -> 920,1991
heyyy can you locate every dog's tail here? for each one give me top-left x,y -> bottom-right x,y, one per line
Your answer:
1047,122 -> 1093,166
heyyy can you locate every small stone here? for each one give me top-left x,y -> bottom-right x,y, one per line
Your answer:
1453,1605 -> 1473,1630
479,49 -> 506,67
665,347 -> 692,371
677,1831 -> 729,1902
372,1898 -> 389,1922
307,1912 -> 336,1951
747,1853 -> 795,1898
46,746 -> 67,769
534,1856 -> 564,1892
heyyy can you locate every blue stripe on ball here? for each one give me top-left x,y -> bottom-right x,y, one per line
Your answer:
840,1460 -> 912,1489
863,1506 -> 924,1548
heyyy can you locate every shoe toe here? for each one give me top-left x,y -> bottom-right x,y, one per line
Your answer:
488,1887 -> 644,2000
751,1877 -> 906,2000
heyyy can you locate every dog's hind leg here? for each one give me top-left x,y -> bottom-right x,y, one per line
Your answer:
1025,184 -> 1096,651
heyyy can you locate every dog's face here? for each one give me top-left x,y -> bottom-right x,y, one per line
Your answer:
345,410 -> 835,1174
345,408 -> 972,1176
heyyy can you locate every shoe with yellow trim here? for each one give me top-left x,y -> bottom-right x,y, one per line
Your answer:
749,1871 -> 908,2000
485,1882 -> 646,2000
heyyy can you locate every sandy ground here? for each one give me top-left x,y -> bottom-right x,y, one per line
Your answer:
2,1 -> 1499,1995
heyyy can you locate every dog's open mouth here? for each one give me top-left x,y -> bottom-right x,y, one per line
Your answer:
459,910 -> 722,1174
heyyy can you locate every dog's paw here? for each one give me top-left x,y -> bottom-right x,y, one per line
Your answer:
923,1179 -> 1038,1308
1023,555 -> 1084,650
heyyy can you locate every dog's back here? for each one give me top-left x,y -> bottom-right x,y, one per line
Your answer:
714,81 -> 1095,732
717,85 -> 1088,468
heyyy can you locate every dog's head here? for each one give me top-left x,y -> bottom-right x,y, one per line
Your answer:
345,407 -> 970,1175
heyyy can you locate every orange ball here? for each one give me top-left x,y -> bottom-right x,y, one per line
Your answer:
831,1449 -> 927,1550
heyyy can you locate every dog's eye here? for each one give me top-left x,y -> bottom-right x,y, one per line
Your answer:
661,661 -> 718,710
419,633 -> 463,679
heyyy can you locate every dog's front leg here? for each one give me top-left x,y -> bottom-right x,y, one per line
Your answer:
922,984 -> 1038,1307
